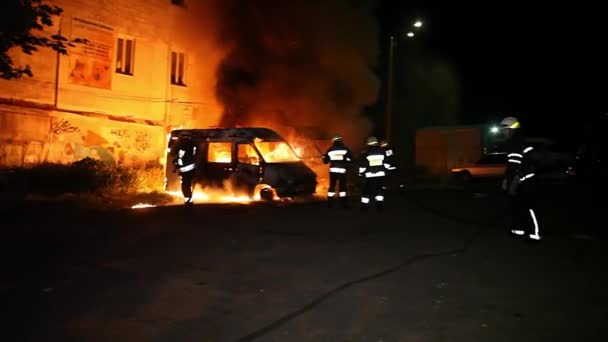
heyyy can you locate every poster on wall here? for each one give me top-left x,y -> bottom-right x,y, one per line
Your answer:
68,17 -> 114,89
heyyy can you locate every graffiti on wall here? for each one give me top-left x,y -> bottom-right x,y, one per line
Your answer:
44,115 -> 164,167
110,129 -> 129,138
51,118 -> 80,135
135,131 -> 151,152
0,112 -> 164,167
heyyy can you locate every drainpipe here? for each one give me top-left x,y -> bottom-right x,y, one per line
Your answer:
161,43 -> 172,171
54,18 -> 62,109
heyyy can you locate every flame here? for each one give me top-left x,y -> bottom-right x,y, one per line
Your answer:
131,203 -> 156,209
254,141 -> 300,163
287,140 -> 329,195
166,191 -> 252,203
166,180 -> 256,204
208,142 -> 232,163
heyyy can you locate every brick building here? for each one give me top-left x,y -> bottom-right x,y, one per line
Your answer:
0,0 -> 224,167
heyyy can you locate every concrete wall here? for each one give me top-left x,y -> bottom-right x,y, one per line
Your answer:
0,0 -> 225,167
0,105 -> 165,167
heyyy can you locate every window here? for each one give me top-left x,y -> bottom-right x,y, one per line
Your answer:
170,51 -> 186,86
171,0 -> 185,6
207,142 -> 232,163
238,144 -> 260,165
115,37 -> 135,75
254,141 -> 300,163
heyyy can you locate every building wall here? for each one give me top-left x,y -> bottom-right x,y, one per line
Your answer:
415,126 -> 482,176
0,104 -> 165,167
0,0 -> 224,167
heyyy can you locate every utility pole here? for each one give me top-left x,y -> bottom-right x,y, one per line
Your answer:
385,36 -> 395,142
385,19 -> 423,143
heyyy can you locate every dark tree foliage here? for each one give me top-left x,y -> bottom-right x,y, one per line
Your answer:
0,0 -> 86,79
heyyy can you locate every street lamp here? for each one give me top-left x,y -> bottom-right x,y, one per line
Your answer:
490,126 -> 499,134
385,19 -> 425,142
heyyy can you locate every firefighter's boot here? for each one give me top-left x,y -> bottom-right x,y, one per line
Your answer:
340,196 -> 350,209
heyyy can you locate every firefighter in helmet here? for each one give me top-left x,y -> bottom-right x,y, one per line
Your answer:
358,136 -> 389,212
380,140 -> 397,191
380,140 -> 397,172
322,134 -> 353,208
500,116 -> 541,241
173,135 -> 197,205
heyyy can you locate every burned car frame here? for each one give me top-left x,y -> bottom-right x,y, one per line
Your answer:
165,127 -> 318,200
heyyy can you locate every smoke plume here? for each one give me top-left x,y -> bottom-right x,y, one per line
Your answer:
211,0 -> 380,147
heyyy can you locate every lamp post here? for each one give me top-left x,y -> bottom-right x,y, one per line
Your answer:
385,19 -> 424,142
385,35 -> 395,142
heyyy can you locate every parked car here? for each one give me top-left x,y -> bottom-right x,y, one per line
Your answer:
450,153 -> 507,182
450,151 -> 576,184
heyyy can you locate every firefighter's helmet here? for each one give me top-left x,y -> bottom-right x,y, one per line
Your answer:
500,116 -> 520,129
332,134 -> 342,142
367,136 -> 379,146
380,140 -> 388,147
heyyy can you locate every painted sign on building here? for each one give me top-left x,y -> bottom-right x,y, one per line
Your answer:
68,18 -> 114,89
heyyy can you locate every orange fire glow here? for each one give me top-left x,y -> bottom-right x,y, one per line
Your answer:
167,180 -> 257,204
166,190 -> 251,204
208,142 -> 232,163
131,203 -> 156,209
286,140 -> 329,195
253,139 -> 300,163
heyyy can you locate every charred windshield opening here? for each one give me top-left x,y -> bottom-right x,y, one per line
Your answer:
254,141 -> 300,163
291,140 -> 322,159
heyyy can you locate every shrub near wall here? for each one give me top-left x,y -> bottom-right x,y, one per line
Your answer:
0,157 -> 165,196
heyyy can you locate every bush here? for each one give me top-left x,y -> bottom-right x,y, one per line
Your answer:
108,161 -> 165,194
0,158 -> 165,196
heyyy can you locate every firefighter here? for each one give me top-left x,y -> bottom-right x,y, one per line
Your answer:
322,134 -> 353,208
380,140 -> 397,172
500,116 -> 541,241
173,135 -> 197,205
380,140 -> 397,191
358,136 -> 388,212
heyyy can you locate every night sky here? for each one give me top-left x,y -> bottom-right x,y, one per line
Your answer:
374,1 -> 607,142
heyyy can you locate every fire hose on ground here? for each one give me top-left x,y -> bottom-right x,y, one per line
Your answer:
235,189 -> 502,342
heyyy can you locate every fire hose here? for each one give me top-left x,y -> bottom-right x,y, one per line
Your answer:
235,224 -> 484,342
238,183 -> 598,341
235,189 -> 502,342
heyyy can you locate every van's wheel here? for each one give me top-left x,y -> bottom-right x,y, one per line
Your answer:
253,184 -> 276,202
260,187 -> 274,202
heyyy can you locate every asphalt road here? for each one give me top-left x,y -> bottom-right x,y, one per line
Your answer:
1,184 -> 606,341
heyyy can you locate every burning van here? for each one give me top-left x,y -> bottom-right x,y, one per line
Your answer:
164,127 -> 317,200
